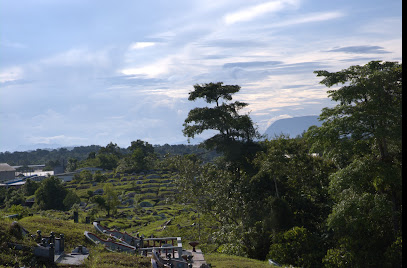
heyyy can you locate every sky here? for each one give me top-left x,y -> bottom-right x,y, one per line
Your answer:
0,0 -> 402,152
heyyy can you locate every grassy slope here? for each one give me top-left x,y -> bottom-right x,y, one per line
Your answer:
1,215 -> 292,267
0,218 -> 36,267
0,216 -> 151,268
205,253 -> 286,268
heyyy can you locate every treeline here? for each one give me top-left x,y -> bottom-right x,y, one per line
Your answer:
0,143 -> 218,168
0,145 -> 101,166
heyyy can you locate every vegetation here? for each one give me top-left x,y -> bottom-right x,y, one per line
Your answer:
0,145 -> 102,166
0,143 -> 218,168
183,82 -> 261,166
0,61 -> 401,267
205,253 -> 279,268
309,60 -> 402,267
0,215 -> 151,268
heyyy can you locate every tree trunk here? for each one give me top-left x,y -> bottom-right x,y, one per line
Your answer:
274,177 -> 280,198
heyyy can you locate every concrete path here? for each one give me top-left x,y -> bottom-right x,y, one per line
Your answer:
186,249 -> 207,268
55,253 -> 89,265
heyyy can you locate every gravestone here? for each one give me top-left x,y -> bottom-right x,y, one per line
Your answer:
73,211 -> 78,223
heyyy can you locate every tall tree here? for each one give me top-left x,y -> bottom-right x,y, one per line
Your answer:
103,183 -> 119,217
98,142 -> 122,157
116,139 -> 157,173
63,190 -> 81,210
66,158 -> 78,172
34,176 -> 67,210
311,60 -> 402,166
22,178 -> 39,196
183,82 -> 260,165
252,137 -> 333,233
308,61 -> 402,267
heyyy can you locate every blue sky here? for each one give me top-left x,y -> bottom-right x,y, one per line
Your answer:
0,0 -> 402,152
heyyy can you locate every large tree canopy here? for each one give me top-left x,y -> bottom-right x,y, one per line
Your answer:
311,60 -> 402,165
183,82 -> 260,163
34,176 -> 67,211
308,61 -> 402,267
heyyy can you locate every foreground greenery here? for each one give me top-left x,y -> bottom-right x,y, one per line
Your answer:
0,216 -> 152,268
205,253 -> 280,268
0,216 -> 283,267
0,61 -> 402,267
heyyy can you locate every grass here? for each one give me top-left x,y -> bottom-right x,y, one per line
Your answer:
0,218 -> 37,267
205,253 -> 289,268
1,213 -> 294,268
81,246 -> 150,268
0,216 -> 152,268
18,215 -> 94,251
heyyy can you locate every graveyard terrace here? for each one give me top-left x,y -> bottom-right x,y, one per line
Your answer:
89,221 -> 210,267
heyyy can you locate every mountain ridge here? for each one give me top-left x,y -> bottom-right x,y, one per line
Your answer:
263,115 -> 322,139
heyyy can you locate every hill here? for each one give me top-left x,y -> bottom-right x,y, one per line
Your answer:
263,115 -> 322,139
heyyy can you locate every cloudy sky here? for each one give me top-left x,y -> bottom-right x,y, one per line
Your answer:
0,0 -> 402,152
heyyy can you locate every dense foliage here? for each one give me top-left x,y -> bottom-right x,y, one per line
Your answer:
0,143 -> 218,170
176,62 -> 402,267
0,145 -> 102,166
183,82 -> 261,166
309,60 -> 402,267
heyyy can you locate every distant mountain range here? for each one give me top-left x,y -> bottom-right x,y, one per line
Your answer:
263,115 -> 322,139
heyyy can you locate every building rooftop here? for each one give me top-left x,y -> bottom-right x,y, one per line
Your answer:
0,163 -> 16,172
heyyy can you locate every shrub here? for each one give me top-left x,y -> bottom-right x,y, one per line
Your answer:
139,201 -> 153,208
63,190 -> 81,210
267,226 -> 323,268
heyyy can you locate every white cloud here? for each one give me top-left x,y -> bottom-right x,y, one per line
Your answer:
27,135 -> 88,145
270,11 -> 344,27
121,40 -> 212,80
129,42 -> 156,50
41,48 -> 112,67
224,0 -> 299,25
121,58 -> 171,77
0,67 -> 23,83
264,114 -> 293,127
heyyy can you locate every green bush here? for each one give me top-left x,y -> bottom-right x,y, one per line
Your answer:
63,190 -> 81,210
139,201 -> 153,207
322,242 -> 354,268
8,204 -> 30,218
267,226 -> 323,268
384,236 -> 402,267
217,243 -> 246,257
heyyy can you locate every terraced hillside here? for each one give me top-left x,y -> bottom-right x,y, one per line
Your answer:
55,169 -> 211,244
